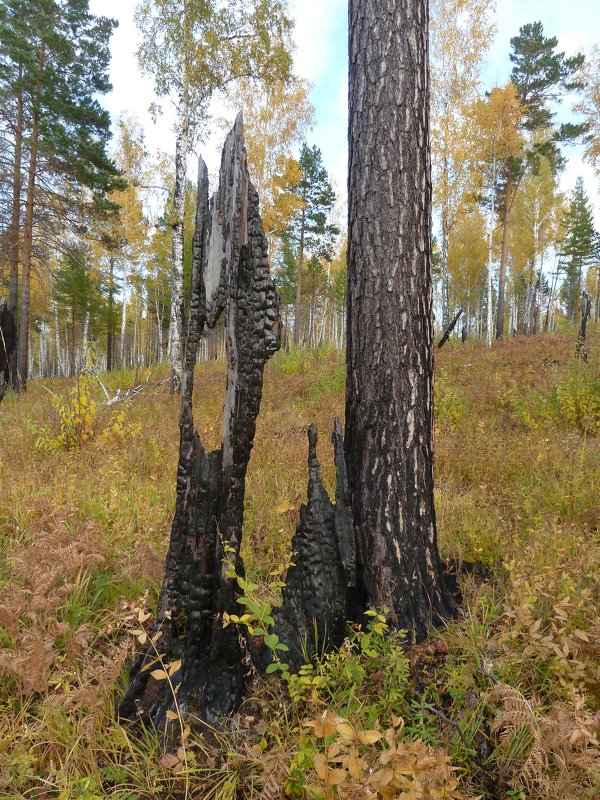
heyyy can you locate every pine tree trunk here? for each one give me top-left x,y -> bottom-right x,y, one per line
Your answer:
8,73 -> 23,389
169,90 -> 189,393
17,107 -> 39,390
345,0 -> 452,638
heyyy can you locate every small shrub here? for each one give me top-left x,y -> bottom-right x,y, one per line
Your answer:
32,347 -> 98,451
554,370 -> 600,436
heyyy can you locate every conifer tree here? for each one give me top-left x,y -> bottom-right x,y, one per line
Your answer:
0,0 -> 123,389
496,21 -> 585,339
559,177 -> 600,320
288,143 -> 338,346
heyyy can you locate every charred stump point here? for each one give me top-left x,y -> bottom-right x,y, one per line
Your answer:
119,114 -> 280,727
0,300 -> 17,402
272,420 -> 357,671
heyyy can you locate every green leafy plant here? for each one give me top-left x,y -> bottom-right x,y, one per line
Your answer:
31,345 -> 98,451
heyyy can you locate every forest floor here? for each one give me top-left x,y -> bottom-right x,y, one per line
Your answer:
0,333 -> 599,799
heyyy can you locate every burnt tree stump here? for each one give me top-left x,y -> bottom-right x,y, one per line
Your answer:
273,420 -> 357,670
576,291 -> 592,362
119,115 -> 280,727
0,300 -> 16,402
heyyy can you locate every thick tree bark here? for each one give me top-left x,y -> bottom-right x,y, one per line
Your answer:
120,116 -> 280,727
345,0 -> 452,639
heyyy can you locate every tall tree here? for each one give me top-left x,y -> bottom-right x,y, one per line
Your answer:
288,143 -> 338,346
447,207 -> 488,333
496,21 -> 585,339
52,244 -> 95,376
0,0 -> 122,390
471,83 -> 524,347
559,177 -> 599,320
225,78 -> 314,243
430,0 -> 495,327
509,156 -> 563,333
135,0 -> 293,393
346,0 -> 452,636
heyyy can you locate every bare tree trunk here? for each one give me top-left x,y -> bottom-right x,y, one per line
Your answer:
169,88 -> 189,393
576,291 -> 592,362
107,256 -> 115,371
8,72 -> 23,389
440,215 -> 450,328
120,274 -> 128,368
294,208 -> 306,347
345,0 -> 452,637
17,106 -> 39,390
486,154 -> 497,349
496,174 -> 513,340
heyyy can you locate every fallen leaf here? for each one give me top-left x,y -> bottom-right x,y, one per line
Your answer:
159,752 -> 180,769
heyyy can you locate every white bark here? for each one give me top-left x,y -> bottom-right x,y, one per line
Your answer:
486,153 -> 497,349
53,302 -> 63,376
120,282 -> 127,368
169,87 -> 190,394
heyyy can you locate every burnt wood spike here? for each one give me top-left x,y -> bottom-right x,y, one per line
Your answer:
119,113 -> 280,727
0,300 -> 16,401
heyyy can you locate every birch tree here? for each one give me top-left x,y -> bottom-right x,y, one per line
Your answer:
430,0 -> 495,327
225,78 -> 314,243
471,84 -> 524,346
135,0 -> 293,393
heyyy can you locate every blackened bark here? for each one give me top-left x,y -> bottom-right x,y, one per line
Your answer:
576,291 -> 592,362
0,300 -> 17,401
274,420 -> 356,670
437,309 -> 463,349
346,0 -> 452,639
120,116 -> 280,727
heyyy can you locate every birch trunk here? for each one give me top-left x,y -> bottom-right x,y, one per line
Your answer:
496,174 -> 513,340
120,279 -> 127,368
169,88 -> 190,393
293,209 -> 306,347
486,154 -> 497,349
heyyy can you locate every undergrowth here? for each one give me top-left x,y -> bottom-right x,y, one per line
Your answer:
0,333 -> 599,798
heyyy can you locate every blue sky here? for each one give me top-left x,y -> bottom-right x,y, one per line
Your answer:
90,0 -> 600,223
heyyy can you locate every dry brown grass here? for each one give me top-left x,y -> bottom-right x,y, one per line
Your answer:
0,332 -> 599,798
